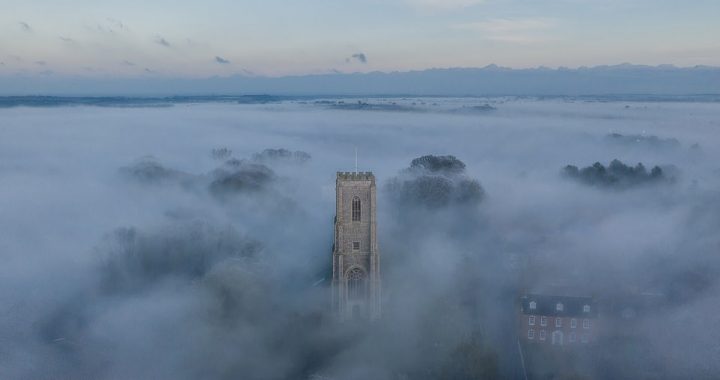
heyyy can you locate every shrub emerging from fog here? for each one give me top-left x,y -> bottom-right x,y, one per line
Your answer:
605,133 -> 681,150
252,148 -> 311,164
209,159 -> 276,196
563,159 -> 669,189
438,332 -> 499,380
120,156 -> 193,184
99,222 -> 264,294
386,155 -> 485,209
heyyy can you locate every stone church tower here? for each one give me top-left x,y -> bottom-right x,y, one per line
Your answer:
332,172 -> 381,320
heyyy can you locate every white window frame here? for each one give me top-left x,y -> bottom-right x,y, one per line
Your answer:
571,318 -> 577,329
583,305 -> 590,313
555,318 -> 562,328
583,319 -> 590,329
556,303 -> 564,312
527,329 -> 535,339
529,301 -> 536,310
528,316 -> 535,326
539,330 -> 546,340
540,316 -> 547,326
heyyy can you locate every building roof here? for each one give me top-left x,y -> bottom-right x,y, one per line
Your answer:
520,294 -> 598,318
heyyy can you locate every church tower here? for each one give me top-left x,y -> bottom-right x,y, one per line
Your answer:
332,172 -> 381,320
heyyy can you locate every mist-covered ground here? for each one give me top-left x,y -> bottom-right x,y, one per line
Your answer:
1,98 -> 719,379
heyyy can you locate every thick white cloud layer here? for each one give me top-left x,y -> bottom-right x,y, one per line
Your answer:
1,98 -> 719,378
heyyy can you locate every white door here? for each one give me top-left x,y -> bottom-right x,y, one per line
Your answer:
552,330 -> 564,346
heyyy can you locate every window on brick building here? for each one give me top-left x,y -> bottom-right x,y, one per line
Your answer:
555,318 -> 562,328
571,318 -> 577,328
352,197 -> 361,221
352,241 -> 360,250
529,301 -> 536,310
540,316 -> 547,326
528,329 -> 535,339
528,316 -> 535,326
539,330 -> 546,340
583,319 -> 590,329
569,332 -> 576,342
583,304 -> 590,313
556,303 -> 564,311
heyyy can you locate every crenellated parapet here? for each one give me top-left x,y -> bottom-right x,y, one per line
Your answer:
337,171 -> 375,182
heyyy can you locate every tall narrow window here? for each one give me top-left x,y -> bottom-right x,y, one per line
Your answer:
352,197 -> 361,221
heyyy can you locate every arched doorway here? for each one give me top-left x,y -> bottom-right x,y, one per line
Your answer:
347,267 -> 366,301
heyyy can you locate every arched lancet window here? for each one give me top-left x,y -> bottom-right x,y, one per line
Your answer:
347,268 -> 366,300
352,196 -> 361,221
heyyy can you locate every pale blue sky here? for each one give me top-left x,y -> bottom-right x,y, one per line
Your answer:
1,0 -> 718,77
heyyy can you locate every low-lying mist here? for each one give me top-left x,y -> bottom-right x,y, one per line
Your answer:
1,99 -> 719,379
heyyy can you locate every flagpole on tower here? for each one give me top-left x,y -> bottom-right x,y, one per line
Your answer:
355,147 -> 358,173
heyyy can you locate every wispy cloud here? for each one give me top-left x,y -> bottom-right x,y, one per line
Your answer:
121,60 -> 136,66
106,18 -> 128,32
215,56 -> 231,64
453,18 -> 557,43
59,36 -> 75,43
34,60 -> 47,66
404,0 -> 486,10
19,21 -> 32,32
346,53 -> 368,64
87,18 -> 129,35
154,37 -> 171,47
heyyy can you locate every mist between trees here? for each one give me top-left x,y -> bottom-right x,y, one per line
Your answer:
0,99 -> 719,379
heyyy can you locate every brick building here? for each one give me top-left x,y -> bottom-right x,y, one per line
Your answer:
518,294 -> 598,346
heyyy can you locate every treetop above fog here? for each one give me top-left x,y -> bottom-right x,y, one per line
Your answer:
388,155 -> 484,210
409,155 -> 467,174
563,159 -> 671,189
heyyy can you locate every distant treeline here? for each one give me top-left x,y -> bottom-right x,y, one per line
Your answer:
563,159 -> 669,189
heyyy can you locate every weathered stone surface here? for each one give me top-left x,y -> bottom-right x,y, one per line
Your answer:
331,172 -> 381,320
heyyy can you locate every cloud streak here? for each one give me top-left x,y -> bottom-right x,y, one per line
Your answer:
346,52 -> 368,64
454,18 -> 558,43
18,21 -> 32,32
155,37 -> 171,47
404,0 -> 486,10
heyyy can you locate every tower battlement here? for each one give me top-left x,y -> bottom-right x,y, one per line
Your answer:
337,171 -> 375,181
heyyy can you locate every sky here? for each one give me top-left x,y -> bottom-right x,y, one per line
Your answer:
1,0 -> 719,78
